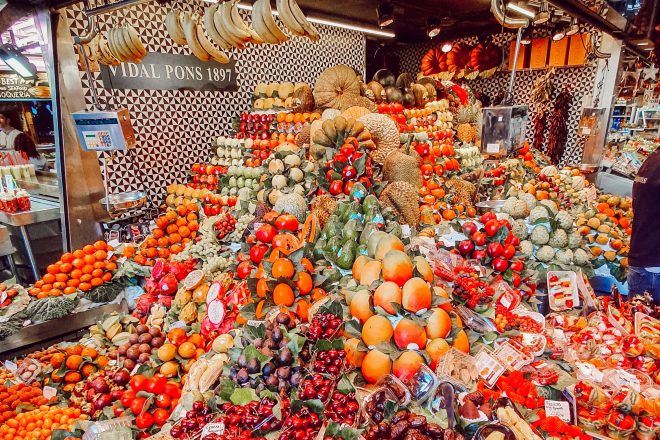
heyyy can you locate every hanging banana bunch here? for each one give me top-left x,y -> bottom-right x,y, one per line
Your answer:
90,33 -> 120,66
275,0 -> 320,41
102,24 -> 147,64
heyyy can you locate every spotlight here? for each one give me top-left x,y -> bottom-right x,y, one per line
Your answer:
0,45 -> 36,80
552,27 -> 565,41
441,41 -> 453,53
377,2 -> 394,28
566,17 -> 579,36
427,16 -> 441,38
533,1 -> 550,25
520,27 -> 532,45
507,2 -> 535,18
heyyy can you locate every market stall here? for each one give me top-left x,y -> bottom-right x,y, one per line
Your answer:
0,0 -> 657,439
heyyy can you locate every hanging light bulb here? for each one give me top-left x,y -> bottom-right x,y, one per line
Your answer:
441,41 -> 453,53
377,2 -> 394,27
520,27 -> 532,45
533,1 -> 550,25
565,17 -> 579,36
427,16 -> 441,38
552,26 -> 566,41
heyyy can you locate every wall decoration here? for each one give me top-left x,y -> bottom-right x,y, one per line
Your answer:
393,30 -> 597,165
0,73 -> 50,99
65,0 -> 365,206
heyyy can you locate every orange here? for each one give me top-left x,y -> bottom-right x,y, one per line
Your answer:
361,349 -> 392,384
78,282 -> 91,292
186,203 -> 198,213
273,283 -> 294,306
176,205 -> 188,216
82,265 -> 94,274
59,263 -> 73,274
295,272 -> 313,295
69,269 -> 82,280
42,274 -> 56,284
311,287 -> 326,302
82,254 -> 95,265
362,315 -> 394,346
81,363 -> 96,377
72,259 -> 85,269
272,258 -> 295,279
52,282 -> 66,290
63,287 -> 76,295
50,353 -> 64,369
452,329 -> 470,353
65,355 -> 83,370
256,278 -> 270,298
102,272 -> 112,282
295,299 -> 310,322
187,333 -> 204,349
175,218 -> 187,227
40,284 -> 52,292
94,250 -> 107,261
169,233 -> 182,244
168,328 -> 188,346
158,248 -> 170,259
81,347 -> 97,359
165,211 -> 178,222
60,253 -> 74,263
106,262 -> 117,271
46,264 -> 60,275
177,341 -> 196,359
178,226 -> 191,238
91,268 -> 103,278
170,244 -> 183,254
442,209 -> 456,220
300,258 -> 313,273
392,351 -> 424,381
160,361 -> 179,378
83,245 -> 95,255
152,228 -> 164,239
93,241 -> 107,250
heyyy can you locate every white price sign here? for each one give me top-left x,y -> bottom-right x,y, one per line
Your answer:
545,400 -> 571,423
201,422 -> 225,436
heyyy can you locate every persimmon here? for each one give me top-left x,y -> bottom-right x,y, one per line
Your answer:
273,283 -> 294,306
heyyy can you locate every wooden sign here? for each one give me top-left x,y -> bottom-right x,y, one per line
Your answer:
0,73 -> 50,99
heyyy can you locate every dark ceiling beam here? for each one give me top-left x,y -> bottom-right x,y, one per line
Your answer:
0,2 -> 35,35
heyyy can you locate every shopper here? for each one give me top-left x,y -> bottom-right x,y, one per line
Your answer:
628,148 -> 660,304
0,107 -> 46,169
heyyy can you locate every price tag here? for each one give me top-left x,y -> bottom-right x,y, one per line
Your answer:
169,320 -> 187,330
498,116 -> 503,122
4,360 -> 17,372
486,143 -> 500,154
246,320 -> 264,327
228,243 -> 241,252
545,400 -> 571,423
201,422 -> 225,436
131,364 -> 140,375
401,225 -> 411,238
474,348 -> 506,388
581,127 -> 592,135
42,386 -> 57,399
0,291 -> 7,304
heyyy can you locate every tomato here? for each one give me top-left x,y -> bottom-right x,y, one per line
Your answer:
502,244 -> 516,260
486,242 -> 503,258
274,214 -> 299,232
484,219 -> 501,237
471,249 -> 487,261
457,240 -> 475,256
153,408 -> 170,426
492,257 -> 509,272
329,180 -> 343,196
120,390 -> 136,408
461,221 -> 478,236
146,374 -> 167,394
512,272 -> 522,287
249,244 -> 268,263
129,374 -> 148,392
343,180 -> 355,195
342,165 -> 357,180
510,260 -> 524,273
164,382 -> 181,398
236,261 -> 252,280
480,212 -> 497,224
471,231 -> 487,246
155,393 -> 171,409
130,396 -> 147,415
340,144 -> 355,157
135,412 -> 154,430
255,224 -> 277,243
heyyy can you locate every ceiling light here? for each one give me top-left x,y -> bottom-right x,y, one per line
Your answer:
426,16 -> 441,38
441,41 -> 453,53
637,41 -> 649,46
0,45 -> 36,79
520,27 -> 532,45
377,2 -> 394,28
566,18 -> 579,36
233,2 -> 395,38
534,1 -> 550,25
552,27 -> 565,41
507,3 -> 536,18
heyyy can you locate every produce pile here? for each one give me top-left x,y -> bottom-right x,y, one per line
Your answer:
0,64 -> 657,440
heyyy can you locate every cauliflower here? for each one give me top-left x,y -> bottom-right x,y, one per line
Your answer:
574,248 -> 590,265
536,245 -> 555,262
519,240 -> 534,257
512,219 -> 528,240
539,200 -> 558,216
531,225 -> 550,245
555,211 -> 574,230
555,249 -> 574,265
519,193 -> 538,210
503,198 -> 531,219
529,206 -> 551,224
568,231 -> 582,249
548,229 -> 568,249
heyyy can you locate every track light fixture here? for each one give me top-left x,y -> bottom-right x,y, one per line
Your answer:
552,25 -> 566,41
533,1 -> 550,25
427,16 -> 441,38
565,17 -> 579,36
377,2 -> 394,28
441,41 -> 453,53
0,44 -> 36,80
507,2 -> 535,19
520,27 -> 532,45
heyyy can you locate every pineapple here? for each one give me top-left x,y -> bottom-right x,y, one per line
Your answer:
456,104 -> 479,143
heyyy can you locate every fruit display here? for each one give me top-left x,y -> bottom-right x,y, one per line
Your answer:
0,60 -> 652,440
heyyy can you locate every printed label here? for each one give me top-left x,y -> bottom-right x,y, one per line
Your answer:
486,143 -> 500,154
545,400 -> 571,423
4,360 -> 17,372
42,386 -> 57,399
201,422 -> 225,436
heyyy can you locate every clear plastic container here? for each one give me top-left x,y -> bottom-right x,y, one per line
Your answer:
360,386 -> 399,425
376,374 -> 411,406
82,416 -> 133,440
399,364 -> 437,404
547,270 -> 579,311
16,358 -> 41,384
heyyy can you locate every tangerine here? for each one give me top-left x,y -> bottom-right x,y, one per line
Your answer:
273,283 -> 294,306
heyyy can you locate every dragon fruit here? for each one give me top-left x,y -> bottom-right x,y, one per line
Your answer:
136,293 -> 156,315
157,295 -> 173,308
151,259 -> 167,281
144,278 -> 158,295
158,273 -> 179,296
168,260 -> 195,281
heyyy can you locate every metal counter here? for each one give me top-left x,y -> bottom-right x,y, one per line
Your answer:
0,196 -> 61,279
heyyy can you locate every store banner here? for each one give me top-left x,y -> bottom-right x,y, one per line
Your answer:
99,52 -> 238,92
0,73 -> 50,99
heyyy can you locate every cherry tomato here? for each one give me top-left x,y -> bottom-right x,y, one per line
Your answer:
130,396 -> 147,415
484,219 -> 501,237
329,180 -> 343,196
236,261 -> 252,280
503,244 -> 516,260
135,412 -> 154,430
129,374 -> 148,392
155,393 -> 172,409
492,257 -> 509,272
146,374 -> 167,394
164,382 -> 182,399
120,390 -> 136,408
153,408 -> 170,426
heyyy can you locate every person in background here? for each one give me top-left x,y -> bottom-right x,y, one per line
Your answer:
628,147 -> 660,304
0,108 -> 46,169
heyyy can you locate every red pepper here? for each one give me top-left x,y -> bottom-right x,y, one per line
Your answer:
451,84 -> 469,105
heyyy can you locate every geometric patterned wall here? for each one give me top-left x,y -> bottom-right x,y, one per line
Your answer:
65,1 -> 366,206
392,29 -> 599,166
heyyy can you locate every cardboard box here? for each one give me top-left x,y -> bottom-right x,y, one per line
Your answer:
567,33 -> 590,66
549,37 -> 569,66
508,40 -> 528,70
530,37 -> 550,68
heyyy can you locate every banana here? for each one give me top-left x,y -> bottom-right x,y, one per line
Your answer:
182,12 -> 210,61
216,2 -> 245,48
247,28 -> 265,44
105,29 -> 121,61
98,36 -> 117,65
165,9 -> 187,45
225,1 -> 251,42
276,0 -> 304,36
203,4 -> 232,50
110,28 -> 131,62
251,0 -> 279,44
259,0 -> 289,43
287,0 -> 320,41
118,27 -> 140,63
125,25 -> 147,60
228,1 -> 257,43
197,23 -> 230,64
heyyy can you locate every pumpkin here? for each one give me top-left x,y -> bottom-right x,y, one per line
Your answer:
313,64 -> 362,110
339,96 -> 377,112
470,42 -> 502,71
311,115 -> 374,162
291,83 -> 315,113
421,48 -> 447,75
396,72 -> 415,90
446,43 -> 471,73
342,105 -> 373,120
366,81 -> 385,102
